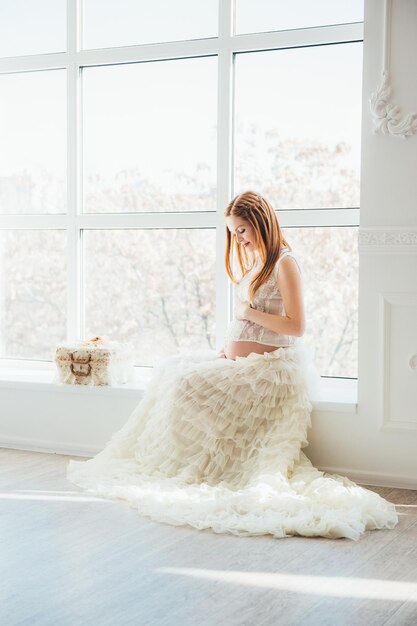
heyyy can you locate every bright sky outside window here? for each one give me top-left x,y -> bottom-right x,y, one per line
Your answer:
235,0 -> 364,34
0,70 -> 67,215
0,0 -> 66,57
83,0 -> 218,49
234,43 -> 363,210
83,58 -> 217,213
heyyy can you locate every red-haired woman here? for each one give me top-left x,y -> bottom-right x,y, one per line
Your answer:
67,191 -> 398,540
221,190 -> 304,361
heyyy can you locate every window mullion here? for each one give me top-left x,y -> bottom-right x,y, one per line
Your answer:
278,208 -> 360,228
216,0 -> 234,349
67,0 -> 82,343
230,22 -> 363,53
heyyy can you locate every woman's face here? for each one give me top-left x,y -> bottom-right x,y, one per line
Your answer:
226,215 -> 257,253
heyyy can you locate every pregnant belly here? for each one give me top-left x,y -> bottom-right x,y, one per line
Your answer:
224,340 -> 281,360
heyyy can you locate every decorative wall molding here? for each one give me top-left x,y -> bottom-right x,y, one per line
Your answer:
370,0 -> 417,138
379,292 -> 417,432
358,227 -> 417,253
409,353 -> 417,370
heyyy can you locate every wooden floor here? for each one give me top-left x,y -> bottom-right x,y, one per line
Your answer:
1,448 -> 416,626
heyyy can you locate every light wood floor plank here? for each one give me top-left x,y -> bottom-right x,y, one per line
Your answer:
1,448 -> 416,626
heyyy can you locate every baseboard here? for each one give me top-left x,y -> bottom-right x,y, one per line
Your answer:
0,436 -> 98,458
317,465 -> 417,490
1,437 -> 416,490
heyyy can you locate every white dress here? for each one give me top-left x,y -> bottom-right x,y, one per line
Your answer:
66,249 -> 398,540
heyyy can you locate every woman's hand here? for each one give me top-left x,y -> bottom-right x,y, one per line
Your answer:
235,300 -> 252,321
216,347 -> 227,359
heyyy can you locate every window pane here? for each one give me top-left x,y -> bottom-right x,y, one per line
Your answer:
0,0 -> 66,58
0,70 -> 67,215
83,59 -> 217,213
235,0 -> 363,35
83,0 -> 218,50
0,230 -> 67,360
282,225 -> 358,378
84,229 -> 216,366
234,43 -> 362,209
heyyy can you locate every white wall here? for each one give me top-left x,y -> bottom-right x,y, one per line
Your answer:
0,384 -> 141,457
1,0 -> 416,488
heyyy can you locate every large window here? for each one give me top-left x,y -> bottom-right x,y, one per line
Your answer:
0,0 -> 363,379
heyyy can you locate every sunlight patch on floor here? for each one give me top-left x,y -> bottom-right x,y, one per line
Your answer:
395,504 -> 417,508
157,567 -> 417,602
0,489 -> 108,502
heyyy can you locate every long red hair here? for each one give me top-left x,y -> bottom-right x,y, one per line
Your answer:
224,191 -> 291,301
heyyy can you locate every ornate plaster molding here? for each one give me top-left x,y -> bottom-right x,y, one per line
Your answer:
359,228 -> 417,246
379,293 -> 417,431
369,0 -> 417,138
358,228 -> 417,253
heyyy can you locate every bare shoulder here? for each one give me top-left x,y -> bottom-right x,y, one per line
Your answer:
277,254 -> 301,278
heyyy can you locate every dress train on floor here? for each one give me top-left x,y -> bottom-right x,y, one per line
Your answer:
66,344 -> 398,540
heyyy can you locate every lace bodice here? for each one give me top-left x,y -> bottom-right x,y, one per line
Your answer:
224,248 -> 302,348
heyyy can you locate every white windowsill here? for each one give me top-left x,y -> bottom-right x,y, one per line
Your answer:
0,362 -> 358,413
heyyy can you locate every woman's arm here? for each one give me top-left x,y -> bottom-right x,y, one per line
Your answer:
235,255 -> 306,337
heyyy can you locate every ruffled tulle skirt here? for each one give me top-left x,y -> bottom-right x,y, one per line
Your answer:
66,343 -> 398,540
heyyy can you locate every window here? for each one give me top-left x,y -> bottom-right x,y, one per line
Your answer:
84,228 -> 216,366
0,70 -> 66,214
0,230 -> 67,360
83,58 -> 217,213
234,42 -> 363,378
235,0 -> 363,34
0,0 -> 67,58
0,0 -> 363,380
82,0 -> 218,50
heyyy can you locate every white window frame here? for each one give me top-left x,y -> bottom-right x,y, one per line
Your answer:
0,0 -> 362,396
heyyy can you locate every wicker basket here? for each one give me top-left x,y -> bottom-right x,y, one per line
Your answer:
54,336 -> 134,386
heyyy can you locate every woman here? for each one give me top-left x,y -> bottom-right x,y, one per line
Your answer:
67,191 -> 398,540
220,190 -> 305,361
